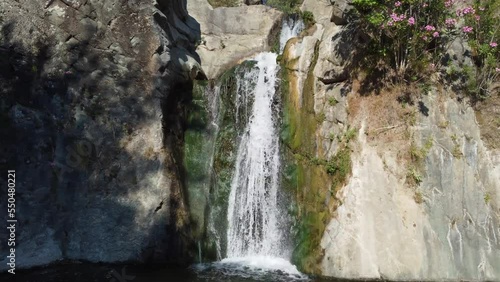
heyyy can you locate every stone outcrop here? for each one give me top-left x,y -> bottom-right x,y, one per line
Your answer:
282,9 -> 352,162
187,0 -> 283,79
0,0 -> 201,271
314,25 -> 350,84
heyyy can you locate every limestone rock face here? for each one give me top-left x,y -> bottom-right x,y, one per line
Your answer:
286,2 -> 500,280
321,95 -> 500,280
0,0 -> 200,270
301,0 -> 334,25
188,0 -> 283,79
284,6 -> 351,159
314,24 -> 350,84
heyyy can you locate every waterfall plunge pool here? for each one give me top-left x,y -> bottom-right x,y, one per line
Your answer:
2,262 -> 374,282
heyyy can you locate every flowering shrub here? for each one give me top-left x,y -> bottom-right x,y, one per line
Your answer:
352,0 -> 499,95
352,0 -> 450,80
462,0 -> 499,97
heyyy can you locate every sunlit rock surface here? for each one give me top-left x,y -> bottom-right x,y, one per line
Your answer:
321,95 -> 500,280
187,0 -> 282,79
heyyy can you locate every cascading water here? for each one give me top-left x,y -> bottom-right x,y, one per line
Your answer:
279,17 -> 305,53
226,51 -> 283,258
194,17 -> 306,281
220,17 -> 305,278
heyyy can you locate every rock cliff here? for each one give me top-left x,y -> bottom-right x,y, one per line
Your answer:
0,0 -> 202,270
1,0 -> 498,279
280,0 -> 500,280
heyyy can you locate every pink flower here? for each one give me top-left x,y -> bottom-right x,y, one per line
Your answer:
444,0 -> 454,7
422,3 -> 428,7
387,20 -> 394,26
424,25 -> 436,31
462,6 -> 475,14
490,42 -> 498,47
408,17 -> 415,25
422,36 -> 428,41
479,7 -> 485,11
429,63 -> 436,70
475,15 -> 480,21
395,1 -> 402,6
445,18 -> 457,27
462,26 -> 473,33
496,68 -> 500,72
433,31 -> 440,37
390,13 -> 406,22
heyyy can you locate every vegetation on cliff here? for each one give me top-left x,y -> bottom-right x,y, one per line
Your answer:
279,41 -> 354,274
351,0 -> 499,98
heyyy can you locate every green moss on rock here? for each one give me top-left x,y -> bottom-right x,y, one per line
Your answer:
280,41 -> 352,275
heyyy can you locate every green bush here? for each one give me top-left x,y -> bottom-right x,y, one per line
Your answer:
300,10 -> 315,27
266,0 -> 303,14
351,0 -> 499,90
463,0 -> 500,98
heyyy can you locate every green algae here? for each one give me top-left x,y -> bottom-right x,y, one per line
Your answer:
183,62 -> 258,261
279,41 -> 352,275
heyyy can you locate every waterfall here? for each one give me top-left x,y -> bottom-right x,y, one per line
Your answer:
219,17 -> 305,277
279,17 -> 305,53
226,52 -> 283,258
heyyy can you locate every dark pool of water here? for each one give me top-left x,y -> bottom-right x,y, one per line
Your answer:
0,262 -> 375,282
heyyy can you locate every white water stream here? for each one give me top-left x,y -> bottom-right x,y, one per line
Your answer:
218,17 -> 306,279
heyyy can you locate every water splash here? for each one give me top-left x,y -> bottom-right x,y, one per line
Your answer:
193,256 -> 309,281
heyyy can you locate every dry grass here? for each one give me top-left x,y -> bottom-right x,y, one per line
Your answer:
349,81 -> 415,151
475,93 -> 500,150
207,0 -> 239,7
347,80 -> 427,188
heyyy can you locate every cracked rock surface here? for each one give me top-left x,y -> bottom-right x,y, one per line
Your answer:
0,0 -> 201,270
